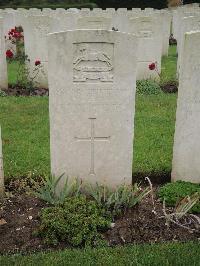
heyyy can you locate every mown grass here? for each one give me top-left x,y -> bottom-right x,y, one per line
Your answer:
1,46 -> 177,180
7,60 -> 20,86
161,45 -> 177,83
133,93 -> 177,178
0,94 -> 177,179
1,242 -> 199,266
0,97 -> 50,179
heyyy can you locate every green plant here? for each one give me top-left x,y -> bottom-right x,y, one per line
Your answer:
158,181 -> 200,213
161,193 -> 200,231
87,183 -> 150,216
0,90 -> 6,97
6,27 -> 45,92
35,174 -> 81,205
136,80 -> 162,95
38,196 -> 111,247
174,193 -> 199,219
10,55 -> 44,92
7,175 -> 44,195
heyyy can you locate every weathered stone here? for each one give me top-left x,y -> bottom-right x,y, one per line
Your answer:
48,30 -> 138,188
77,16 -> 111,30
129,15 -> 162,80
172,31 -> 200,184
23,15 -> 51,88
0,17 -> 8,90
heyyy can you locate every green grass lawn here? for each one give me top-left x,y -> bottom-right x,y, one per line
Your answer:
7,60 -> 20,86
1,242 -> 199,266
161,45 -> 177,83
1,46 -> 178,180
0,94 -> 177,179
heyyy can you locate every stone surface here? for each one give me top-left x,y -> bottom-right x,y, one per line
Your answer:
0,10 -> 17,52
177,15 -> 200,76
172,31 -> 200,184
0,17 -> 8,89
23,15 -> 51,88
161,10 -> 171,56
48,30 -> 138,188
77,16 -> 111,30
129,15 -> 162,80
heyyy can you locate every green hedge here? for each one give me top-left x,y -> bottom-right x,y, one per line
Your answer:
0,2 -> 97,9
0,0 -> 199,9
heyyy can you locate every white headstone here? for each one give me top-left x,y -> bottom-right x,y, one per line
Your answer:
42,8 -> 54,16
172,31 -> 200,184
112,12 -> 129,32
0,10 -> 17,53
161,11 -> 171,56
77,16 -> 111,30
173,8 -> 200,40
177,15 -> 200,76
48,30 -> 138,188
0,17 -> 8,90
23,15 -> 51,88
129,15 -> 162,80
117,8 -> 127,15
105,8 -> 116,15
50,13 -> 77,32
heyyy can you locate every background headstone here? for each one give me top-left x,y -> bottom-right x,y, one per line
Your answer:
129,15 -> 162,80
177,15 -> 200,76
23,15 -> 51,88
77,16 -> 111,30
0,17 -> 8,90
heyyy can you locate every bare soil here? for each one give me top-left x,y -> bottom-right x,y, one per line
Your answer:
161,82 -> 178,93
2,86 -> 49,96
0,190 -> 199,255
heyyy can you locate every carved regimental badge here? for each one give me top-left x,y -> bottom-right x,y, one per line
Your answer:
73,42 -> 114,83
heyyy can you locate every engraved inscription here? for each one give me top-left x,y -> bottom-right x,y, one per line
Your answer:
73,42 -> 114,83
138,20 -> 153,38
139,31 -> 153,38
75,118 -> 111,176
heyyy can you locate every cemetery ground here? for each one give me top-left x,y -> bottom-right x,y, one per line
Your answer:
0,45 -> 200,263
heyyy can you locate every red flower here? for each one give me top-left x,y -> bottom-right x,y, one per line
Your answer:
149,62 -> 156,71
6,49 -> 14,58
35,60 -> 41,66
13,32 -> 22,39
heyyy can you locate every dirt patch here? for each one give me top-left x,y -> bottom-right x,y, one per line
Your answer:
132,172 -> 171,185
169,36 -> 177,46
105,193 -> 200,246
2,86 -> 49,97
161,82 -> 178,93
0,192 -> 199,255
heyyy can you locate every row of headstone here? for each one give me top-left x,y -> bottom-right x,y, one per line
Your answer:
0,7 -> 200,187
0,7 -> 172,88
47,28 -> 200,189
172,5 -> 200,76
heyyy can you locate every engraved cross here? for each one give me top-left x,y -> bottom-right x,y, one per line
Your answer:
75,118 -> 110,176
